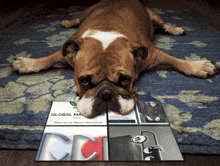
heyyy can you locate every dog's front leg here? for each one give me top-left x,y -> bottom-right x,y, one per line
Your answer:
151,49 -> 217,78
10,49 -> 67,74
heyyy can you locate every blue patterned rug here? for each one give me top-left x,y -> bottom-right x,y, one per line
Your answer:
0,6 -> 220,154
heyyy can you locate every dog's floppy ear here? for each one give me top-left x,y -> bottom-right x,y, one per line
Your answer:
132,45 -> 148,60
131,42 -> 148,60
62,38 -> 84,57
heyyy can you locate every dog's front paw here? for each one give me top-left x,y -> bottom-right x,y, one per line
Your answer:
10,57 -> 40,74
187,60 -> 217,78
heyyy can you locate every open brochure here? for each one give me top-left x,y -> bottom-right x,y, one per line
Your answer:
36,101 -> 183,161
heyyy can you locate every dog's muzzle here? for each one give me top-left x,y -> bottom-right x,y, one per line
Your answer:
96,85 -> 122,115
77,84 -> 135,118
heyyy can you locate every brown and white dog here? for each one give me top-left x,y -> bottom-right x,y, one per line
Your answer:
10,0 -> 218,118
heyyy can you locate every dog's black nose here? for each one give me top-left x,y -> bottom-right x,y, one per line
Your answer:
100,89 -> 113,101
97,86 -> 115,101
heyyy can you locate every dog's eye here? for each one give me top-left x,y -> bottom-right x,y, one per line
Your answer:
118,74 -> 132,88
121,78 -> 130,85
81,79 -> 90,86
79,76 -> 92,87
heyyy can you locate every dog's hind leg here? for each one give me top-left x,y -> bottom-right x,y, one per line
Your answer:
10,49 -> 68,74
61,3 -> 98,28
60,18 -> 80,28
145,7 -> 185,35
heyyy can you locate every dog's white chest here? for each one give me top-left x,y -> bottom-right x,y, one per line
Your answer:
82,29 -> 126,50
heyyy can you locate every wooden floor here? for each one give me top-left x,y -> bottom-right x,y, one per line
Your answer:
1,150 -> 220,166
1,0 -> 220,165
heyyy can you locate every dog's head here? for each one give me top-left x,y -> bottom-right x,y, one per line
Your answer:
62,37 -> 148,118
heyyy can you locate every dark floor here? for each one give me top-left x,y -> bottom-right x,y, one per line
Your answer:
1,0 -> 220,165
1,150 -> 220,166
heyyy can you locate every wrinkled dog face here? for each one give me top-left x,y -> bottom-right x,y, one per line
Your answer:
76,79 -> 136,118
62,33 -> 148,118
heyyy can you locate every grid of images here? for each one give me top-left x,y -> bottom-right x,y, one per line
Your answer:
36,101 -> 183,161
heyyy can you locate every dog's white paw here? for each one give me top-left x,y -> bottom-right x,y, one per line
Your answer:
10,57 -> 40,74
164,25 -> 185,35
60,19 -> 78,28
173,27 -> 185,35
187,60 -> 217,78
60,20 -> 71,28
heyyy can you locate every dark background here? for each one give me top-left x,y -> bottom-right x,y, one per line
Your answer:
0,0 -> 220,11
1,0 -> 220,30
0,0 -> 219,10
